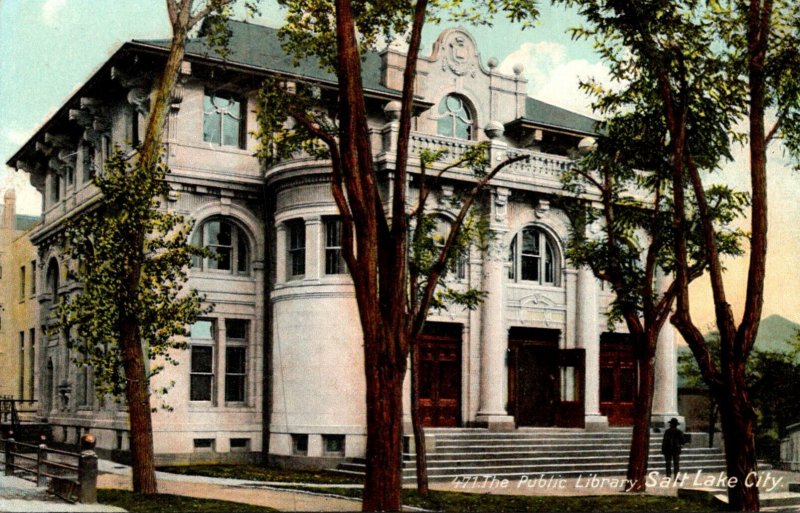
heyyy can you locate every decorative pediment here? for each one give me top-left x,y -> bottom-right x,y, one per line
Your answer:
430,29 -> 481,78
519,293 -> 559,308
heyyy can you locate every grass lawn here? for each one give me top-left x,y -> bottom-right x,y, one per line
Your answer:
154,465 -> 723,512
97,489 -> 278,512
157,464 -> 362,484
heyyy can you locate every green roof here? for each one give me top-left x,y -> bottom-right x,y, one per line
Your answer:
135,20 -> 395,97
15,214 -> 40,231
138,20 -> 598,135
523,97 -> 598,135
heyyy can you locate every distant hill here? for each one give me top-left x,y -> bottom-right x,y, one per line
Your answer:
677,315 -> 799,387
753,314 -> 800,354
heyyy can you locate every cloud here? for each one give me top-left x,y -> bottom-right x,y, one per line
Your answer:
2,168 -> 41,216
499,41 -> 612,118
42,0 -> 67,26
6,128 -> 30,147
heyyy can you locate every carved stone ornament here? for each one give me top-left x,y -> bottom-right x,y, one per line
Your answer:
438,30 -> 478,77
535,199 -> 550,218
493,187 -> 510,222
484,232 -> 509,262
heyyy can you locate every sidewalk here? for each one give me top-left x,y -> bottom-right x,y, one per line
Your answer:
98,460 -> 363,512
0,474 -> 125,513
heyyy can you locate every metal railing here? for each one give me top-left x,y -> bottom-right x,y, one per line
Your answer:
0,397 -> 39,435
1,432 -> 97,504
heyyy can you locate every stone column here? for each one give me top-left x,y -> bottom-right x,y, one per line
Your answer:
475,187 -> 514,430
577,267 -> 608,430
652,273 -> 682,428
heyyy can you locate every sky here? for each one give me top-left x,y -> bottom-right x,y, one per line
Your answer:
1,0 -> 799,328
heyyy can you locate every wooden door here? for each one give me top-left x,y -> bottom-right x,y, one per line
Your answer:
508,328 -> 561,427
417,323 -> 462,427
599,333 -> 637,426
556,348 -> 585,428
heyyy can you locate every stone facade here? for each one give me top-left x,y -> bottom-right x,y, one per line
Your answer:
7,21 -> 681,465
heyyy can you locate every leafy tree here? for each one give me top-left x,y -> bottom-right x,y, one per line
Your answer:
564,0 -> 800,509
255,1 -> 537,509
52,0 -> 249,495
680,334 -> 800,464
563,102 -> 747,491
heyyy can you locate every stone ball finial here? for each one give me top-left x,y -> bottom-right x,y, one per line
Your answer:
383,101 -> 402,121
80,433 -> 96,451
487,57 -> 499,69
512,63 -> 525,76
484,120 -> 505,140
578,137 -> 598,156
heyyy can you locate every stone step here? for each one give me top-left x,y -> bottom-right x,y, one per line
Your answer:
422,449 -> 723,463
335,428 -> 727,482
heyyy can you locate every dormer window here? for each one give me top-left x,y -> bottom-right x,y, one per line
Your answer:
436,94 -> 474,140
203,92 -> 244,148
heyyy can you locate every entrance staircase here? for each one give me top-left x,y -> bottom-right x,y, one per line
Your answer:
336,428 -> 727,481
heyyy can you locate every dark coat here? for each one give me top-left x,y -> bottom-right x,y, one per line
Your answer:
661,426 -> 685,455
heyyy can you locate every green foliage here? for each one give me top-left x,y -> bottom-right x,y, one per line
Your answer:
53,150 -> 212,401
680,332 -> 800,462
273,0 -> 538,71
559,0 -> 758,328
253,77 -> 334,167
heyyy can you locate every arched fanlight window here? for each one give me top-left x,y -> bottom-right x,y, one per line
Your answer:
508,227 -> 559,286
192,218 -> 250,275
436,94 -> 474,140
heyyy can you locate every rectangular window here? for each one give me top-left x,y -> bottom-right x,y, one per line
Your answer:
29,328 -> 35,400
82,144 -> 95,183
325,219 -> 346,275
230,438 -> 250,452
225,319 -> 247,403
193,438 -> 215,452
322,434 -> 345,456
190,320 -> 215,402
19,332 -> 25,398
30,261 -> 36,295
19,266 -> 26,300
203,93 -> 244,148
287,220 -> 305,278
292,434 -> 309,455
225,346 -> 246,402
50,174 -> 61,203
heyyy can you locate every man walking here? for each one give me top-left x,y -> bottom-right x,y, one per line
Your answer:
661,417 -> 685,477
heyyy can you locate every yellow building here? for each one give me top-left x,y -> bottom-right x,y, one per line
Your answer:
0,189 -> 41,401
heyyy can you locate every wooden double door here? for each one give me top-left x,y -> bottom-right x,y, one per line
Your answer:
599,333 -> 637,426
416,322 -> 462,427
508,328 -> 585,428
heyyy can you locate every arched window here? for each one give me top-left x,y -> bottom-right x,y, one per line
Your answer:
433,217 -> 466,281
436,94 -> 474,140
508,227 -> 559,286
192,218 -> 250,275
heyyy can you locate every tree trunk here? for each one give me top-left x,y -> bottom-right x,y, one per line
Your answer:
120,318 -> 157,494
410,340 -> 429,496
626,342 -> 656,492
719,382 -> 760,511
362,332 -> 406,512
